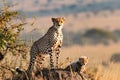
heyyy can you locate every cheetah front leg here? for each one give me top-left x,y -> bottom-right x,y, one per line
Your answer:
78,72 -> 87,80
55,47 -> 60,69
48,49 -> 54,69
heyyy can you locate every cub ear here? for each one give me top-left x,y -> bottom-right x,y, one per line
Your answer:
52,18 -> 56,22
79,58 -> 83,62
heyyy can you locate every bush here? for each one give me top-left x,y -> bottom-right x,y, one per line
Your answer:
0,3 -> 27,79
0,4 -> 25,51
110,53 -> 120,63
83,28 -> 115,40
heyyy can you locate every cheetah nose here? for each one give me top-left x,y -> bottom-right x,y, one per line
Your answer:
58,24 -> 61,26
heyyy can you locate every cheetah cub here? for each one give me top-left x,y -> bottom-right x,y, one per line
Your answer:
65,56 -> 88,80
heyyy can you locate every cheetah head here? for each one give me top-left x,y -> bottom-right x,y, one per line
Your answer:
52,17 -> 65,28
79,56 -> 89,65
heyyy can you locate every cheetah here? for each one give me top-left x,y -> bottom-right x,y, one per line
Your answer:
27,17 -> 65,77
65,56 -> 89,80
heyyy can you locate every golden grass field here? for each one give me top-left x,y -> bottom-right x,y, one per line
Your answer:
1,42 -> 120,80
60,43 -> 120,80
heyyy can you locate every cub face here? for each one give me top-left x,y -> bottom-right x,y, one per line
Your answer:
79,56 -> 89,65
52,17 -> 65,26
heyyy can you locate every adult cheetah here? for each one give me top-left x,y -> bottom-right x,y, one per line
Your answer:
27,17 -> 65,78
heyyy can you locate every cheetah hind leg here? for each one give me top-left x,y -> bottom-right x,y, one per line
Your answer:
26,54 -> 37,80
36,54 -> 45,70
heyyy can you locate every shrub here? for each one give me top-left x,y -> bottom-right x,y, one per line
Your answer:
0,3 -> 25,51
110,53 -> 120,63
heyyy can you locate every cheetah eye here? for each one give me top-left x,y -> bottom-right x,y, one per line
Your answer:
61,21 -> 63,23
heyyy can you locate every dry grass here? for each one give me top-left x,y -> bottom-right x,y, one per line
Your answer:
59,43 -> 120,80
0,43 -> 120,80
101,63 -> 120,80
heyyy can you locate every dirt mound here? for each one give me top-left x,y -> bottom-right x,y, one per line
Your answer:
12,68 -> 89,80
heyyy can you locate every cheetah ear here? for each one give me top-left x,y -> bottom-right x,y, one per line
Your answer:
62,17 -> 65,21
52,18 -> 56,22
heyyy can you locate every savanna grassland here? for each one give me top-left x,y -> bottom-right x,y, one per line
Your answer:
1,1 -> 120,80
1,43 -> 120,80
61,44 -> 120,80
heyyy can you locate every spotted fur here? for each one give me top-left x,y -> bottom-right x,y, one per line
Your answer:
27,17 -> 65,77
65,56 -> 88,80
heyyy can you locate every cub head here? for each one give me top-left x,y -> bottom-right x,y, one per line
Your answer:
52,17 -> 65,27
79,56 -> 89,65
